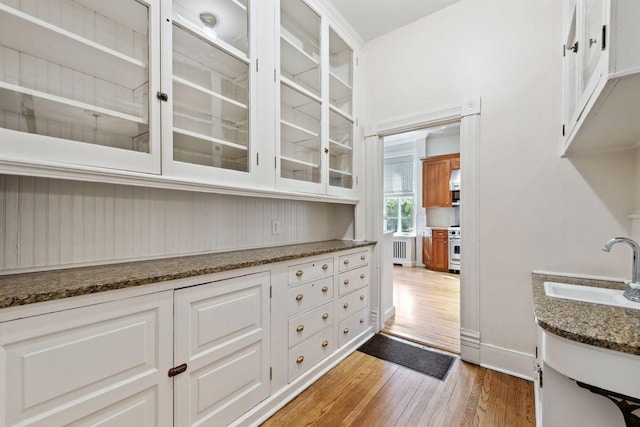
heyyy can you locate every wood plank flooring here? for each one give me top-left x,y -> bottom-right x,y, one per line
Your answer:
262,350 -> 535,426
383,266 -> 460,354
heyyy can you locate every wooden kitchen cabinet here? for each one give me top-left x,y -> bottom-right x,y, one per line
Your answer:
424,228 -> 449,272
421,153 -> 460,208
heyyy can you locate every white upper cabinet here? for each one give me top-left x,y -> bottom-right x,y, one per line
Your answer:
562,0 -> 640,155
0,0 -> 161,173
277,0 -> 359,197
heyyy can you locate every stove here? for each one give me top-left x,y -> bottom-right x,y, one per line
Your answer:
448,226 -> 460,273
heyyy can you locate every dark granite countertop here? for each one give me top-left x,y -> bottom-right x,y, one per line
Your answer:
532,273 -> 640,356
0,240 -> 375,309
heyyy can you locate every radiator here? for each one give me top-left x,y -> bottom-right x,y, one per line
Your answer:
392,236 -> 416,267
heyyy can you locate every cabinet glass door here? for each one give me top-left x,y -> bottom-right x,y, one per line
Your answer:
169,0 -> 251,176
562,3 -> 579,133
581,0 -> 605,93
279,0 -> 322,187
328,28 -> 353,191
0,0 -> 158,172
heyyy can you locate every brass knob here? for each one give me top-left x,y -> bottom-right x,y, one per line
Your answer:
296,325 -> 304,332
344,259 -> 350,265
360,295 -> 365,301
324,147 -> 329,154
321,340 -> 328,347
322,286 -> 328,293
360,318 -> 365,323
361,255 -> 366,260
296,356 -> 304,364
343,303 -> 349,309
322,313 -> 329,319
343,328 -> 349,334
296,294 -> 303,301
296,270 -> 303,277
344,279 -> 349,285
322,264 -> 328,270
360,273 -> 365,279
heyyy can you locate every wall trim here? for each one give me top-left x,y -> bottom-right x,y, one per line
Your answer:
365,103 -> 462,138
383,305 -> 396,323
460,328 -> 480,365
480,343 -> 535,381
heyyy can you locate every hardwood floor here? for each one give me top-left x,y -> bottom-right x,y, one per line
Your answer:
383,266 -> 460,354
261,350 -> 535,426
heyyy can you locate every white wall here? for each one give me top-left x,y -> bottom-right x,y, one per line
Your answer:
0,175 -> 355,273
362,0 -> 634,359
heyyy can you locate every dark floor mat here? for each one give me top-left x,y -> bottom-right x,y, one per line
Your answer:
357,334 -> 455,380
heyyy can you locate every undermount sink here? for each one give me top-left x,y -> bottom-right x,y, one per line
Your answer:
544,281 -> 640,310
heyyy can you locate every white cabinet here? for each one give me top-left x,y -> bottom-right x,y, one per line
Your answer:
336,250 -> 369,347
0,291 -> 173,427
562,0 -> 640,155
276,0 -> 358,197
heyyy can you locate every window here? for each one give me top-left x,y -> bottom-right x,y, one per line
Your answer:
384,157 -> 414,233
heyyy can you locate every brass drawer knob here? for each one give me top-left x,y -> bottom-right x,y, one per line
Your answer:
344,279 -> 349,285
360,295 -> 365,301
344,259 -> 350,265
296,356 -> 304,364
296,294 -> 303,301
322,286 -> 328,293
361,255 -> 366,261
343,328 -> 349,334
321,340 -> 329,347
296,270 -> 303,277
322,264 -> 329,270
360,318 -> 365,323
360,273 -> 365,279
296,325 -> 304,332
322,312 -> 329,319
343,303 -> 349,309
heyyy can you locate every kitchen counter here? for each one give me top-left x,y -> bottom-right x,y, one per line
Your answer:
0,240 -> 375,309
532,272 -> 640,356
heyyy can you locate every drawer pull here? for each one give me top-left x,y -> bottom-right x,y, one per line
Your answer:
296,325 -> 304,332
360,273 -> 365,279
296,356 -> 304,364
296,270 -> 304,277
361,255 -> 366,260
344,279 -> 349,285
322,340 -> 329,347
360,295 -> 365,301
296,294 -> 303,301
168,363 -> 188,378
360,318 -> 365,323
343,328 -> 349,334
344,259 -> 350,265
322,286 -> 329,293
322,312 -> 329,319
322,264 -> 329,270
343,303 -> 349,309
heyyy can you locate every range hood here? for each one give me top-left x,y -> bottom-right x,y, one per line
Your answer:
449,168 -> 460,191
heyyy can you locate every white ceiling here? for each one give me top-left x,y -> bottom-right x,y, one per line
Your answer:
329,0 -> 464,42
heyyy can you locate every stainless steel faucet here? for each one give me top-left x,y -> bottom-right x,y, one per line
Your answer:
602,237 -> 640,302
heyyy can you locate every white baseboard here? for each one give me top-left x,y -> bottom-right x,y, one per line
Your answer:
233,328 -> 374,427
383,305 -> 395,323
401,261 -> 416,267
480,343 -> 535,381
460,328 -> 480,364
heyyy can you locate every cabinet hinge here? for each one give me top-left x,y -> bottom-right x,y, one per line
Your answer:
257,153 -> 260,166
156,91 -> 168,102
535,346 -> 538,358
270,285 -> 272,298
270,366 -> 273,380
256,58 -> 259,72
602,25 -> 607,51
562,44 -> 566,57
168,363 -> 188,377
274,156 -> 277,169
536,363 -> 543,388
562,124 -> 565,136
274,69 -> 277,83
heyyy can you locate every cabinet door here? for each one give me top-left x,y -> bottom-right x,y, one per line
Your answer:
0,0 -> 161,173
0,291 -> 173,427
562,1 -> 580,135
422,159 -> 451,207
162,0 -> 258,187
174,272 -> 270,427
581,0 -> 606,102
433,236 -> 449,271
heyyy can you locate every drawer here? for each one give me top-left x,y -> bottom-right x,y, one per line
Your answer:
432,229 -> 448,238
287,278 -> 333,316
339,308 -> 369,347
338,266 -> 368,296
288,325 -> 334,382
288,258 -> 334,285
338,251 -> 368,272
338,289 -> 368,321
288,302 -> 333,348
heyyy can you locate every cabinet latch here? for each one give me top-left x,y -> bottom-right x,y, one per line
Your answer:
536,363 -> 543,388
157,91 -> 169,102
168,363 -> 188,377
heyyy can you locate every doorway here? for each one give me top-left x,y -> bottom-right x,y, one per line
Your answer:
380,123 -> 461,354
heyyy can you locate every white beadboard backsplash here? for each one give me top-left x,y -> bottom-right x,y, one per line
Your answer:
0,175 -> 355,273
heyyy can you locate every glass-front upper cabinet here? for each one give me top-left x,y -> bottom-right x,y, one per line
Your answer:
0,0 -> 160,173
163,0 -> 256,185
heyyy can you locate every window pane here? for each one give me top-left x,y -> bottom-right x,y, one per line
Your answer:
400,197 -> 414,233
384,158 -> 413,194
